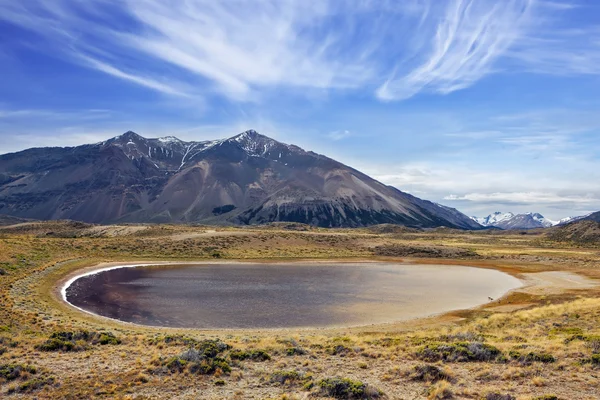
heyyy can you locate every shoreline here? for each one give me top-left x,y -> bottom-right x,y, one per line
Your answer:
59,260 -> 527,331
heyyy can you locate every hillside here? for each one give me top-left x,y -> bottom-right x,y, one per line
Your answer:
0,130 -> 480,229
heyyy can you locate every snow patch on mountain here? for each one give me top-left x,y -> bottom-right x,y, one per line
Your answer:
472,212 -> 514,226
473,212 -> 559,229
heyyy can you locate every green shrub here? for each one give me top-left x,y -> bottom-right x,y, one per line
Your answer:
509,350 -> 555,363
189,358 -> 231,375
230,349 -> 271,361
416,342 -> 502,362
0,364 -> 37,381
285,346 -> 307,356
484,393 -> 516,400
36,338 -> 75,352
316,377 -> 382,399
7,377 -> 54,394
36,330 -> 121,352
157,340 -> 232,376
98,332 -> 121,345
587,354 -> 600,365
328,344 -> 353,356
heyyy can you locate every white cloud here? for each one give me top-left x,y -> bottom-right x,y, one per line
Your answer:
376,0 -> 535,100
4,0 -> 598,102
78,55 -> 190,97
444,192 -> 600,205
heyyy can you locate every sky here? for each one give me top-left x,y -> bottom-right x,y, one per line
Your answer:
1,0 -> 600,220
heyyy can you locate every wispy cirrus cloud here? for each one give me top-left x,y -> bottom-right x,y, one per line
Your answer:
1,0 -> 598,102
376,0 -> 535,100
444,192 -> 600,205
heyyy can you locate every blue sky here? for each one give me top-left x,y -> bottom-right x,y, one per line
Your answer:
1,0 -> 600,220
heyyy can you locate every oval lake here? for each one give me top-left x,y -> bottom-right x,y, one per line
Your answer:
65,263 -> 522,329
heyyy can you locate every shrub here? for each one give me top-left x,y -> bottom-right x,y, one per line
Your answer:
230,349 -> 271,361
416,342 -> 502,362
509,350 -> 555,364
532,396 -> 558,400
36,330 -> 121,352
7,377 -> 54,394
285,346 -> 307,356
484,394 -> 516,400
587,354 -> 600,365
316,377 -> 383,399
189,358 -> 231,375
0,364 -> 37,381
36,338 -> 75,352
155,340 -> 232,376
98,332 -> 121,345
328,344 -> 353,356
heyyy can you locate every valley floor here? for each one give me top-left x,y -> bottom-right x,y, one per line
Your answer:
1,222 -> 599,399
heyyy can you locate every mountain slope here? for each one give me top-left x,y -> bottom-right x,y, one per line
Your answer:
0,130 -> 480,229
547,219 -> 600,245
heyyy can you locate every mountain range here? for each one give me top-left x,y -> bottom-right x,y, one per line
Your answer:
472,211 -> 590,230
0,130 -> 481,229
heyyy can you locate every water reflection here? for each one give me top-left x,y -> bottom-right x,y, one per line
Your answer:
66,263 -> 521,329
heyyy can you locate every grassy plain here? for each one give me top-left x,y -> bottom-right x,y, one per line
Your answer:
0,221 -> 599,399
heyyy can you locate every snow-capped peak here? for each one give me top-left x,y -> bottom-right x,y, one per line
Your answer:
472,211 -> 514,226
528,212 -> 556,227
158,136 -> 181,144
472,211 -> 564,229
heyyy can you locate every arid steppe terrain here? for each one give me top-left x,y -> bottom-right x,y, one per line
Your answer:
1,221 -> 599,399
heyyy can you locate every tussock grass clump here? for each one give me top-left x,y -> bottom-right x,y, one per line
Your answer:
416,342 -> 502,362
426,380 -> 453,400
36,330 -> 121,352
316,377 -> 383,399
328,344 -> 353,356
230,349 -> 271,361
269,370 -> 312,386
410,364 -> 453,383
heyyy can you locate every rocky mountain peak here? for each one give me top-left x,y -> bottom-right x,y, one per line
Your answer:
0,129 -> 481,228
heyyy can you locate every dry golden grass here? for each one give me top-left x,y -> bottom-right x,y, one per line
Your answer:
0,221 -> 599,398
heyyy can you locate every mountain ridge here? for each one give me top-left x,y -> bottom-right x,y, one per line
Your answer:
471,211 -> 594,230
0,130 -> 481,229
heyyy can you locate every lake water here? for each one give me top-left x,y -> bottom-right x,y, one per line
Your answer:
65,262 -> 522,329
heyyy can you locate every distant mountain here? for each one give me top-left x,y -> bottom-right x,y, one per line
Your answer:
472,212 -> 557,229
472,212 -> 515,227
0,130 -> 480,229
555,212 -> 596,226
